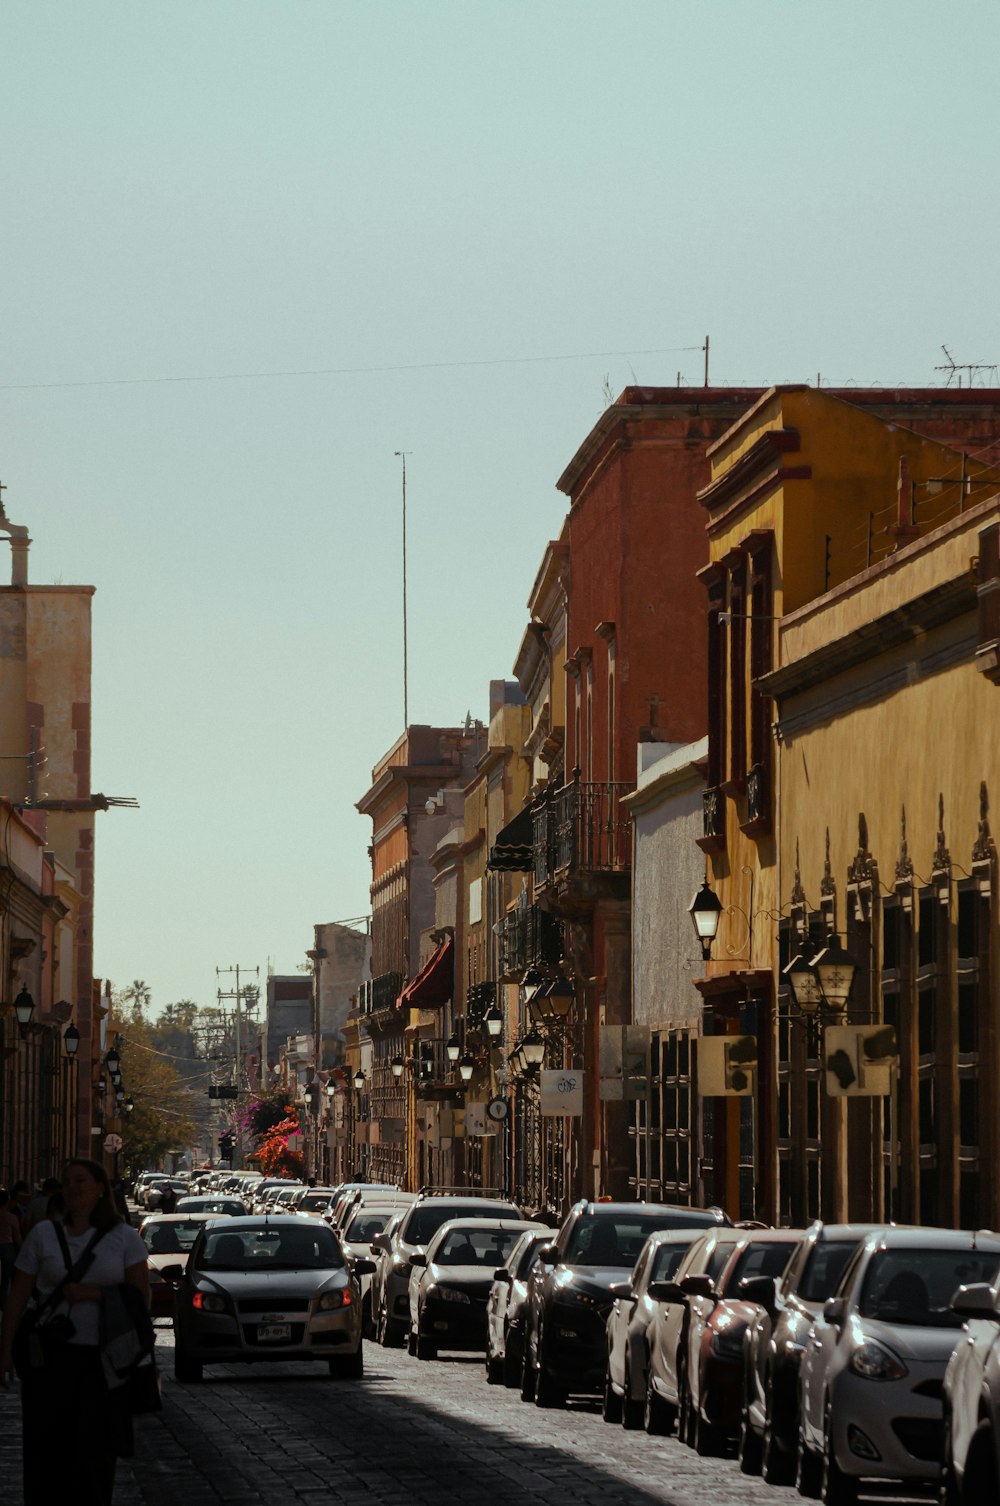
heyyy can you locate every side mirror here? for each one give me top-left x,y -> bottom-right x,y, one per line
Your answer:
951,1283 -> 1000,1322
680,1273 -> 714,1300
648,1280 -> 685,1303
739,1275 -> 777,1311
609,1280 -> 634,1300
371,1234 -> 391,1254
823,1297 -> 846,1326
352,1258 -> 377,1277
409,1251 -> 427,1268
493,1268 -> 512,1283
160,1263 -> 185,1282
537,1244 -> 559,1266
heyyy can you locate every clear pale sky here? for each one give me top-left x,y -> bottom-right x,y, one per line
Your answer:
3,3 -> 998,1015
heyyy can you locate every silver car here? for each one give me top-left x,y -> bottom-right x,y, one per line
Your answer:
942,1274 -> 1000,1503
797,1227 -> 1000,1500
603,1229 -> 699,1429
172,1215 -> 374,1382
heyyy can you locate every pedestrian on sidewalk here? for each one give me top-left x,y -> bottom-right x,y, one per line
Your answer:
0,1157 -> 150,1506
0,1189 -> 21,1305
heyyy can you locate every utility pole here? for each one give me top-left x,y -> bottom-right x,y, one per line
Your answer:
215,964 -> 260,1168
703,335 -> 710,388
394,451 -> 411,729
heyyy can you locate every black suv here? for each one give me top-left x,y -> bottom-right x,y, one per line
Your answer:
521,1200 -> 728,1409
373,1189 -> 520,1346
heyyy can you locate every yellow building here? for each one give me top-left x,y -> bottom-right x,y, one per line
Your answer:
695,385 -> 1000,1222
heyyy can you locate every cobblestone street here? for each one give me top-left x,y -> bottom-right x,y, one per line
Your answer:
0,1331 -> 932,1506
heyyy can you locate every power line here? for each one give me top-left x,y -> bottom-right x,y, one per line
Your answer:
0,344 -> 707,393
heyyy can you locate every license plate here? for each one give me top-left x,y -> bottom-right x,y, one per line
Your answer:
257,1323 -> 291,1342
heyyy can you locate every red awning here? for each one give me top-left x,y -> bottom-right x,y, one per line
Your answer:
395,935 -> 454,1011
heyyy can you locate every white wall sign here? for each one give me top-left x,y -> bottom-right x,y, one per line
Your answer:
540,1069 -> 584,1117
468,877 -> 483,926
464,1102 -> 490,1136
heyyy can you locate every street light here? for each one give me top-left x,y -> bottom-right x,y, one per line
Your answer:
484,1006 -> 503,1041
324,1080 -> 336,1101
105,1047 -> 121,1074
13,985 -> 35,1029
458,1052 -> 475,1083
521,1027 -> 545,1070
446,1032 -> 461,1064
391,1055 -> 405,1079
353,1069 -> 365,1091
530,975 -> 574,1025
95,1076 -> 107,1098
123,1097 -> 134,1116
783,939 -> 858,1015
688,880 -> 724,961
63,1024 -> 80,1057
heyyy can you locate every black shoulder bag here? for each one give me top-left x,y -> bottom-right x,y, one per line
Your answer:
12,1223 -> 108,1377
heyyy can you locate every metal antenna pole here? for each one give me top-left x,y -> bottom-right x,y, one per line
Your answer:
704,335 -> 710,388
395,451 -> 411,728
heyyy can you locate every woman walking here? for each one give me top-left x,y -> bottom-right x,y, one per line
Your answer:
0,1158 -> 150,1505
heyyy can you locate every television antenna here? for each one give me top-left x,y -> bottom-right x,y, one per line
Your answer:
934,344 -> 998,389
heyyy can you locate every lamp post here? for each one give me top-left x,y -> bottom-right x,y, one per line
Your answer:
688,881 -> 724,961
14,985 -> 35,1030
782,937 -> 858,1054
63,1024 -> 80,1058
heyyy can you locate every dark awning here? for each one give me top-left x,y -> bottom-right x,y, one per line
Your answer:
487,805 -> 534,872
396,935 -> 454,1011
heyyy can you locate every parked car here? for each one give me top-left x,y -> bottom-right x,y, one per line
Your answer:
175,1196 -> 249,1217
644,1225 -> 743,1435
137,1213 -> 222,1319
603,1228 -> 701,1428
521,1200 -> 729,1410
171,1215 -> 374,1382
738,1221 -> 880,1482
486,1230 -> 553,1388
373,1191 -> 521,1347
679,1228 -> 801,1456
942,1274 -> 1000,1504
407,1218 -> 540,1360
368,1209 -> 409,1340
146,1178 -> 189,1210
292,1187 -> 339,1216
797,1226 -> 1000,1501
340,1203 -> 409,1333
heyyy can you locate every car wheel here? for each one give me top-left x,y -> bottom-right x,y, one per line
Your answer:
174,1347 -> 203,1384
361,1293 -> 376,1341
821,1407 -> 858,1506
762,1412 -> 796,1487
677,1366 -> 693,1447
503,1337 -> 522,1389
621,1356 -> 644,1430
738,1400 -> 764,1475
644,1371 -> 675,1437
328,1344 -> 364,1379
378,1303 -> 405,1349
602,1369 -> 623,1424
693,1407 -> 725,1458
962,1419 -> 1000,1504
535,1361 -> 566,1409
519,1344 -> 537,1403
796,1435 -> 823,1500
415,1334 -> 437,1361
486,1353 -> 504,1385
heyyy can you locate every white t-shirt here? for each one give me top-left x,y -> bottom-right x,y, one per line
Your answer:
16,1219 -> 148,1346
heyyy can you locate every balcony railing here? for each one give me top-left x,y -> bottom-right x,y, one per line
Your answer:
698,785 -> 726,853
415,1037 -> 455,1095
497,904 -> 563,980
365,971 -> 405,1015
534,777 -> 634,887
466,981 -> 497,1033
742,761 -> 771,836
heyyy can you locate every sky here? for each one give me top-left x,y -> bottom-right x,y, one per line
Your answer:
3,2 -> 999,1016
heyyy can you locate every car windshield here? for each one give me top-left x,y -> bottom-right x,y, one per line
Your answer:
436,1228 -> 522,1267
142,1221 -> 205,1254
405,1203 -> 516,1245
858,1249 -> 1000,1328
197,1226 -> 345,1272
346,1211 -> 391,1242
565,1214 -> 680,1267
177,1198 -> 245,1214
798,1240 -> 860,1302
725,1240 -> 798,1293
652,1242 -> 692,1281
300,1194 -> 334,1212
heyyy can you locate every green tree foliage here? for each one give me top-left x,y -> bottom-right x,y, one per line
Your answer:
111,1004 -> 200,1173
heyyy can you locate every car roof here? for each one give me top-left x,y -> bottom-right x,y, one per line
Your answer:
644,1228 -> 706,1247
432,1218 -> 541,1233
139,1212 -> 220,1224
862,1227 -> 1000,1252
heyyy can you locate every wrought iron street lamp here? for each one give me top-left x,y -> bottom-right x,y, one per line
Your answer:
353,1069 -> 365,1091
63,1023 -> 80,1057
530,975 -> 574,1025
521,1027 -> 545,1070
688,881 -> 724,961
446,1032 -> 461,1064
484,1006 -> 503,1041
105,1047 -> 121,1074
391,1055 -> 405,1079
14,985 -> 35,1029
458,1053 -> 475,1083
324,1079 -> 336,1101
122,1097 -> 134,1116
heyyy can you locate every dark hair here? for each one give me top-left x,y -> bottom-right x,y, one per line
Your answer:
61,1158 -> 122,1233
0,1189 -> 9,1208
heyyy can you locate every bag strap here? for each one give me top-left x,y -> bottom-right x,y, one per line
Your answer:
36,1223 -> 110,1320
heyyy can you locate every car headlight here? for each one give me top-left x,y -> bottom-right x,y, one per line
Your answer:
191,1291 -> 226,1313
849,1339 -> 908,1381
317,1288 -> 352,1311
563,1290 -> 608,1311
437,1287 -> 471,1305
391,1258 -> 411,1278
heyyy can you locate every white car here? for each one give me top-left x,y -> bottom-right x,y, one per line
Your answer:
941,1276 -> 1000,1502
603,1229 -> 700,1428
796,1227 -> 1000,1501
